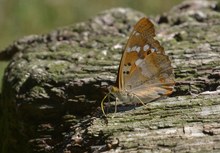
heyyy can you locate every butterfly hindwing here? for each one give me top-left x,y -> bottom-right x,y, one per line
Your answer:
128,53 -> 174,101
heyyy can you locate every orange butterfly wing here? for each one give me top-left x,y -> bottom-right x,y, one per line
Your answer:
115,17 -> 174,102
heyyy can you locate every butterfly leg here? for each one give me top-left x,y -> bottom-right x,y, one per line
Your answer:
133,94 -> 148,109
106,94 -> 116,114
101,93 -> 117,117
108,94 -> 118,116
101,93 -> 111,117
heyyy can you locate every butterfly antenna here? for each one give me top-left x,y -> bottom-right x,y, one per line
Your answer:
101,92 -> 111,117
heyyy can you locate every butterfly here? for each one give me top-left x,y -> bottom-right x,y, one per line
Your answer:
101,17 -> 175,116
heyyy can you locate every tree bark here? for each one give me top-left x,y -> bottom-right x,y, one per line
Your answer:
0,0 -> 220,152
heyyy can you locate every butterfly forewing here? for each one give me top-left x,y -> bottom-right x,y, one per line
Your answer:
116,17 -> 174,102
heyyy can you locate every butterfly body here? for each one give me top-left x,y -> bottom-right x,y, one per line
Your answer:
101,17 -> 174,114
108,86 -> 135,103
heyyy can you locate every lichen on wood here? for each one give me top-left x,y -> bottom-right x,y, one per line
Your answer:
0,0 -> 220,153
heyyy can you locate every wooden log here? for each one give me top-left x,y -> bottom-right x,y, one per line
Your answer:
0,0 -> 220,152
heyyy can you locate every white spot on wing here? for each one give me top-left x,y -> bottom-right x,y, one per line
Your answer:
131,46 -> 137,51
136,46 -> 141,52
143,44 -> 149,51
135,32 -> 140,36
127,47 -> 131,52
135,59 -> 144,66
127,45 -> 142,53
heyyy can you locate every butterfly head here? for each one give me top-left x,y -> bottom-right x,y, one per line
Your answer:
108,85 -> 119,94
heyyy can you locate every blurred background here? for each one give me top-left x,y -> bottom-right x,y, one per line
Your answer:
0,0 -> 183,91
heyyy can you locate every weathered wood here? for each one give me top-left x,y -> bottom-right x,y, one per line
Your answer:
0,0 -> 220,152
